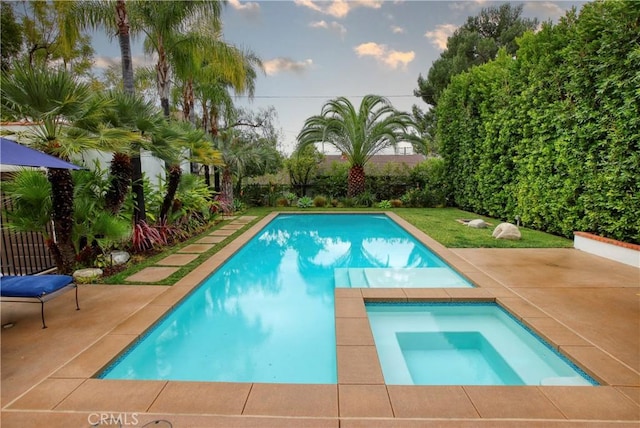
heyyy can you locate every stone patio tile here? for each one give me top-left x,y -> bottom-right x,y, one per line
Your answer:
147,284 -> 192,307
243,383 -> 337,417
138,415 -> 338,427
51,334 -> 138,378
403,288 -> 451,301
209,229 -> 236,236
125,267 -> 179,282
387,385 -> 479,418
523,317 -> 591,349
445,287 -> 494,301
177,244 -> 213,253
335,297 -> 367,318
110,304 -> 170,335
196,235 -> 226,244
540,386 -> 640,420
338,384 -> 392,417
464,386 -> 565,419
334,288 -> 362,298
361,288 -> 407,302
156,253 -> 199,266
235,215 -> 258,222
0,411 -> 91,428
220,224 -> 245,230
336,318 -> 374,346
337,346 -> 385,384
560,346 -> 640,386
617,386 -> 640,406
55,379 -> 166,412
148,381 -> 251,415
497,297 -> 547,319
8,378 -> 84,410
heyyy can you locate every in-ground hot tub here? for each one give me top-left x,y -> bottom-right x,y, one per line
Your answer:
367,303 -> 597,386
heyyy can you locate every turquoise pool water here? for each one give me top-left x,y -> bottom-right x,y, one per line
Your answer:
367,303 -> 597,386
100,214 -> 469,383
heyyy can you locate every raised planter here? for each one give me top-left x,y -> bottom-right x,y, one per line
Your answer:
573,232 -> 639,268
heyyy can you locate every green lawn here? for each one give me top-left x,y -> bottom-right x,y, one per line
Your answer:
101,207 -> 572,285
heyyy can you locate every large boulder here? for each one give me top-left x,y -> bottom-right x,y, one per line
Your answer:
492,222 -> 521,240
467,219 -> 489,229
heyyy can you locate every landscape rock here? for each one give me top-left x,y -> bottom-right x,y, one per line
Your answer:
467,219 -> 489,229
73,268 -> 103,283
492,222 -> 521,240
110,250 -> 130,266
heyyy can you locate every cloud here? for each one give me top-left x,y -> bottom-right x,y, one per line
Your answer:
294,0 -> 382,18
309,20 -> 347,37
524,1 -> 566,21
93,55 -> 154,70
424,24 -> 457,50
354,42 -> 415,70
228,0 -> 261,18
449,0 -> 489,11
391,25 -> 405,34
264,57 -> 313,76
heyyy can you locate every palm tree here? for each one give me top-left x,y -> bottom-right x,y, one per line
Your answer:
0,66 -> 131,273
75,0 -> 147,226
297,95 -> 421,197
130,0 -> 224,118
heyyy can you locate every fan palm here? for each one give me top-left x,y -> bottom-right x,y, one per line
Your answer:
0,65 -> 130,273
297,95 -> 421,197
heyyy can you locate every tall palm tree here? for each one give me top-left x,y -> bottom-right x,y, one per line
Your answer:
0,66 -> 131,273
297,95 -> 421,197
75,0 -> 147,226
131,0 -> 224,118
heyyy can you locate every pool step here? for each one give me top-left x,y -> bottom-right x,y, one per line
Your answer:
334,268 -> 471,288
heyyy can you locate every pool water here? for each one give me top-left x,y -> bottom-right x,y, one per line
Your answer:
100,214 -> 469,383
367,303 -> 597,386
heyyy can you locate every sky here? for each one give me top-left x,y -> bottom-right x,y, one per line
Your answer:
92,0 -> 586,155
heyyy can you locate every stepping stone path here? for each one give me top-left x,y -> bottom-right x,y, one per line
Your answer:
125,216 -> 257,283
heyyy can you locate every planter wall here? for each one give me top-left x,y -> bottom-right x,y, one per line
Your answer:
573,232 -> 639,268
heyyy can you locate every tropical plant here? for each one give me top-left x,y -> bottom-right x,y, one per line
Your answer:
76,0 -> 147,226
297,196 -> 313,208
297,95 -> 421,197
285,145 -> 324,197
0,65 -> 133,273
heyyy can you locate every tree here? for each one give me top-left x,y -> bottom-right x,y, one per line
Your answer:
77,0 -> 152,229
19,0 -> 94,75
0,66 -> 132,273
285,145 -> 324,197
297,95 -> 420,197
415,3 -> 538,107
413,3 -> 538,152
0,2 -> 23,71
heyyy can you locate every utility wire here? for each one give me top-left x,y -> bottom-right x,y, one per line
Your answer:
236,94 -> 416,99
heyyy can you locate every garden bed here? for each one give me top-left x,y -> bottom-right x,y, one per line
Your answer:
573,232 -> 639,268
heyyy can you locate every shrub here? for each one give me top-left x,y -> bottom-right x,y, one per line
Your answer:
313,195 -> 327,207
391,199 -> 403,208
354,190 -> 376,207
377,200 -> 392,209
297,196 -> 313,208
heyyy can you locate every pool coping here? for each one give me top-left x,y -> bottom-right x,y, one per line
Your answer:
3,211 -> 639,425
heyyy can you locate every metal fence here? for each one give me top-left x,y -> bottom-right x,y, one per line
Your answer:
0,196 -> 56,276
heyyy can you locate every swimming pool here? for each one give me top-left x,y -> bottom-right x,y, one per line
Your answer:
367,303 -> 597,386
100,214 -> 470,383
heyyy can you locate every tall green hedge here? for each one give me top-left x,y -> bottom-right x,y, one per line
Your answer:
437,0 -> 640,243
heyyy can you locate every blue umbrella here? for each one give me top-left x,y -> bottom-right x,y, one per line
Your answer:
0,137 -> 82,170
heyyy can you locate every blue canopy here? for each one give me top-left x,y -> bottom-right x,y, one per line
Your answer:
0,137 -> 82,170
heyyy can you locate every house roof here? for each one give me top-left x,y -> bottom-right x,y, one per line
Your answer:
319,154 -> 427,170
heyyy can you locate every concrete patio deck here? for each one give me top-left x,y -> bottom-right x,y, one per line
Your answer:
1,212 -> 638,427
